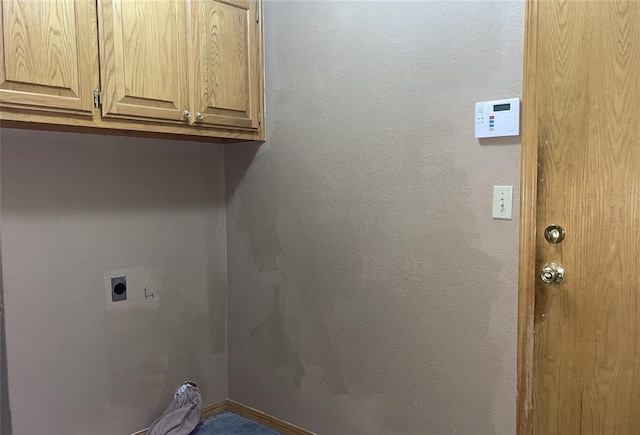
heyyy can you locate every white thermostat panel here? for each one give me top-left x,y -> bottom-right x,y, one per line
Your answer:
475,98 -> 520,138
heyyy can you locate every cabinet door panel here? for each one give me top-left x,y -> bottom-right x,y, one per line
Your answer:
192,0 -> 259,130
98,0 -> 189,123
0,0 -> 96,115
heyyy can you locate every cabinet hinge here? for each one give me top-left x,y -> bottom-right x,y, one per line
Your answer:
93,89 -> 102,108
256,8 -> 259,23
258,111 -> 261,125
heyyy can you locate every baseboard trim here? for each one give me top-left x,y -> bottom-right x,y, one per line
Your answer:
201,399 -> 229,419
131,399 -> 314,435
131,426 -> 148,435
226,399 -> 315,435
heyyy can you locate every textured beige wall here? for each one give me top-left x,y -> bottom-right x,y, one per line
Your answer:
0,129 -> 227,434
0,143 -> 8,434
226,1 -> 524,434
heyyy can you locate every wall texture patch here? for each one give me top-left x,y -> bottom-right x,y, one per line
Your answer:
226,1 -> 524,434
0,129 -> 228,435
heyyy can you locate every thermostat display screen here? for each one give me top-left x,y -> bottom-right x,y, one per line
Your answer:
493,103 -> 511,112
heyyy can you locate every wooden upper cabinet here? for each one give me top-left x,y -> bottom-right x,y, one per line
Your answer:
0,0 -> 97,115
191,0 -> 260,130
97,0 -> 190,123
0,0 -> 265,141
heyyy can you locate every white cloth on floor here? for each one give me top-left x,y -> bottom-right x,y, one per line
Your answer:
147,383 -> 203,435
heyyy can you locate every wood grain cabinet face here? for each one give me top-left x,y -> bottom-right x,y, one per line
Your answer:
0,0 -> 97,115
191,0 -> 260,130
0,0 -> 264,140
97,0 -> 190,123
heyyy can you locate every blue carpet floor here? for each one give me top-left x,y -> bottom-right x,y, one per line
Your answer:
192,411 -> 282,435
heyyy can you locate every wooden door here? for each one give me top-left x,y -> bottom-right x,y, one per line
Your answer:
190,0 -> 260,130
520,0 -> 640,433
97,0 -> 189,123
0,0 -> 97,115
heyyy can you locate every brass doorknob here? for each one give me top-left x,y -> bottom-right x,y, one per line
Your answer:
540,263 -> 565,284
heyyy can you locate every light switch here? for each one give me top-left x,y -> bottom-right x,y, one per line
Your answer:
492,186 -> 513,219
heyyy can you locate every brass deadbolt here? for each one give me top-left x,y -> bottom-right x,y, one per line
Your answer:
544,224 -> 565,244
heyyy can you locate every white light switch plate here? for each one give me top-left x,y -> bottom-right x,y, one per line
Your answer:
492,185 -> 513,219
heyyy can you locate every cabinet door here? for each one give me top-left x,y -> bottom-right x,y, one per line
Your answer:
0,0 -> 97,115
98,0 -> 189,123
191,0 -> 260,130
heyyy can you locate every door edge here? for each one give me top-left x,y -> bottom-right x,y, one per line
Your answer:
517,0 -> 539,434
